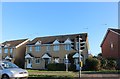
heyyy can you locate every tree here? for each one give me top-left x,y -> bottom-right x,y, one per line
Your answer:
97,53 -> 102,60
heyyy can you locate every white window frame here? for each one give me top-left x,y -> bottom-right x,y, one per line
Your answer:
53,45 -> 59,51
35,58 -> 40,64
0,48 -> 1,53
29,46 -> 32,52
10,48 -> 12,53
65,44 -> 71,51
4,48 -> 8,53
35,46 -> 40,52
46,45 -> 50,51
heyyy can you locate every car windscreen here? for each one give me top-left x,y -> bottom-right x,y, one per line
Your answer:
2,61 -> 18,69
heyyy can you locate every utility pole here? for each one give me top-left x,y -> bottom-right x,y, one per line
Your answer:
78,35 -> 85,78
78,35 -> 81,78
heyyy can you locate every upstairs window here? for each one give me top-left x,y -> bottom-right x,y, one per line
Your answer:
4,48 -> 8,53
35,46 -> 40,52
46,45 -> 50,51
10,48 -> 12,53
29,46 -> 32,52
53,45 -> 59,51
65,44 -> 71,51
110,43 -> 114,49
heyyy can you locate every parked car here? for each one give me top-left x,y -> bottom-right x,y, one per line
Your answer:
0,60 -> 28,79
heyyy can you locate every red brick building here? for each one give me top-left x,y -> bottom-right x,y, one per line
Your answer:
101,28 -> 120,59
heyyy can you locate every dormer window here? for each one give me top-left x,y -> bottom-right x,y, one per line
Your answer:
29,46 -> 32,52
53,45 -> 59,51
64,38 -> 72,44
65,44 -> 71,51
46,45 -> 50,51
53,40 -> 60,44
35,41 -> 41,45
10,48 -> 13,53
35,46 -> 40,52
4,48 -> 8,53
4,44 -> 10,47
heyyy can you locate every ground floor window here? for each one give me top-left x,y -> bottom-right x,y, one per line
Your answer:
35,58 -> 40,64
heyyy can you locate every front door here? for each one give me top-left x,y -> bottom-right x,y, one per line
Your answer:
44,58 -> 49,69
27,59 -> 32,68
74,58 -> 80,70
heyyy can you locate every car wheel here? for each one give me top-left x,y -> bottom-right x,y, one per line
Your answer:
1,74 -> 10,79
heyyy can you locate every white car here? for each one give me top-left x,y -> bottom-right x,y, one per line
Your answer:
0,61 -> 28,79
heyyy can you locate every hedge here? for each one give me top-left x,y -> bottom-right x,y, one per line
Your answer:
47,63 -> 66,71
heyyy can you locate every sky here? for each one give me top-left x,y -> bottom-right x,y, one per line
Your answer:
1,2 -> 118,56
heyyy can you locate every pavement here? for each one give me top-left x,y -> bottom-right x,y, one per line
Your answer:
81,74 -> 120,77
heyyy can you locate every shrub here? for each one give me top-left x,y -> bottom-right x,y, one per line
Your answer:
68,52 -> 77,71
116,59 -> 120,70
68,52 -> 76,64
84,57 -> 101,71
68,64 -> 76,71
107,59 -> 117,70
100,58 -> 107,69
47,63 -> 66,71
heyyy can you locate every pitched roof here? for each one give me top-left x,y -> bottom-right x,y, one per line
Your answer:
2,39 -> 28,47
27,33 -> 88,45
101,28 -> 120,47
42,53 -> 51,59
110,28 -> 120,35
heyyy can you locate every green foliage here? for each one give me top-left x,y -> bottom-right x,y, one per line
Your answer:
100,58 -> 107,69
100,58 -> 117,70
84,57 -> 101,71
68,52 -> 76,64
47,63 -> 66,71
107,59 -> 117,70
68,64 -> 76,71
29,75 -> 73,79
98,53 -> 102,57
68,52 -> 77,71
116,59 -> 120,70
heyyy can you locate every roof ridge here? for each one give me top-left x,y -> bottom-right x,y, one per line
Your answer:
5,38 -> 28,42
35,33 -> 87,39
